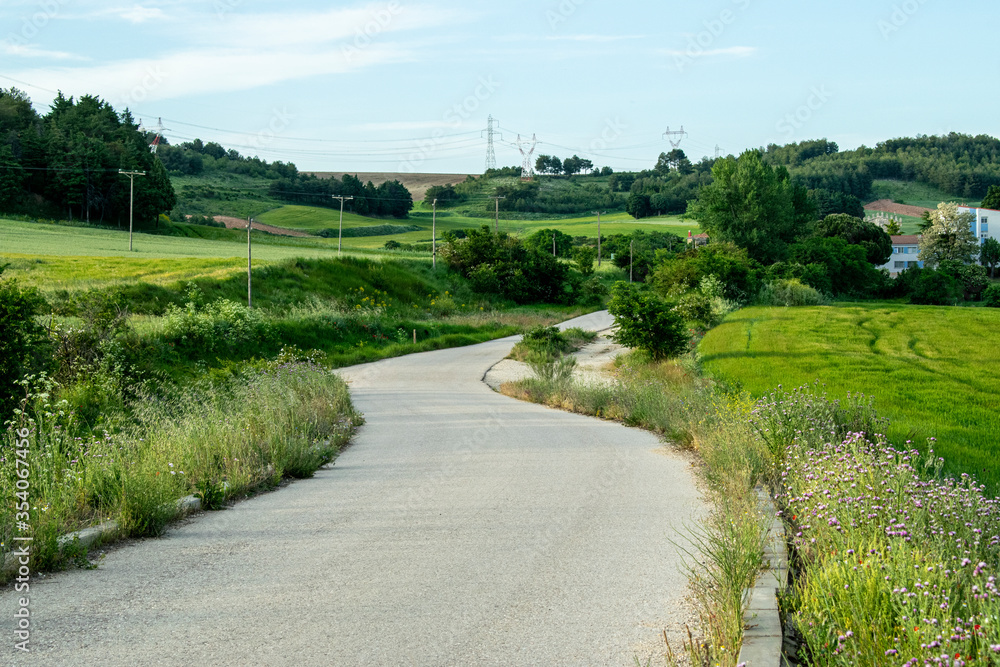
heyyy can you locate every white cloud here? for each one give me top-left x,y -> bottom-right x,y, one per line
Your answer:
2,42 -> 86,61
497,33 -> 643,43
116,6 -> 166,24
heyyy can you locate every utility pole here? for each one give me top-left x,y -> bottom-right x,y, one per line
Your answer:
593,211 -> 605,267
247,216 -> 253,309
552,232 -> 556,257
490,196 -> 506,234
432,198 -> 437,269
332,196 -> 354,254
119,170 -> 145,252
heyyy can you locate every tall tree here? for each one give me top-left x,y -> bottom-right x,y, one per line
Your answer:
980,238 -> 1000,278
918,203 -> 979,267
687,150 -> 804,264
814,213 -> 893,265
981,185 -> 1000,211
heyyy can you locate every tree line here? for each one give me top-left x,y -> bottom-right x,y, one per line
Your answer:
0,88 -> 175,225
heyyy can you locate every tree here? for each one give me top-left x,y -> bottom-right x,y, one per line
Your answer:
981,185 -> 1000,210
524,228 -> 573,257
0,144 -> 24,207
651,242 -> 763,302
607,283 -> 688,360
918,202 -> 979,267
0,278 -> 52,421
980,237 -> 1000,278
573,245 -> 596,276
885,219 -> 902,235
814,213 -> 893,265
687,150 -> 803,264
534,155 -> 562,175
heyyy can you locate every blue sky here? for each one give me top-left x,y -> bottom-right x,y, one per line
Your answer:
2,0 -> 994,173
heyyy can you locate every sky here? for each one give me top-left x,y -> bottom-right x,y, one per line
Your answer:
1,0 -> 995,174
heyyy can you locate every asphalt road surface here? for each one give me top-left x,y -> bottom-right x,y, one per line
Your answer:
3,311 -> 707,666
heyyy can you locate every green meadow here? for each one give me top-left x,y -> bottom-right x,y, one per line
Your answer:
699,304 -> 1000,489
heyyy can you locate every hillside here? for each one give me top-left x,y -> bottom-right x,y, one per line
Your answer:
308,172 -> 472,203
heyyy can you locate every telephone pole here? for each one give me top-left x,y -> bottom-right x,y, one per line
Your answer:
332,196 -> 354,254
432,198 -> 438,269
490,196 -> 506,234
119,169 -> 145,252
247,216 -> 253,308
553,232 -> 557,257
593,211 -> 605,267
629,240 -> 634,283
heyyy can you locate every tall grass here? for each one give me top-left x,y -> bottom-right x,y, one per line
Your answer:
0,361 -> 361,574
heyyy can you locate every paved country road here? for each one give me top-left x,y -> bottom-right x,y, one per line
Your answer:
3,311 -> 707,666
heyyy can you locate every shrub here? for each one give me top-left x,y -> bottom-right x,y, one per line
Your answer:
756,279 -> 826,307
937,259 -> 989,300
607,282 -> 687,360
0,277 -> 52,421
163,287 -> 273,353
573,245 -> 597,276
909,269 -> 961,305
651,242 -> 763,302
983,284 -> 1000,307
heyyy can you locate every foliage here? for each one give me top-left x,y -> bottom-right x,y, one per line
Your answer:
602,230 -> 682,282
162,286 -> 273,352
980,237 -> 1000,278
440,226 -> 570,304
756,278 -> 827,307
983,284 -> 1000,307
688,150 -> 813,264
918,203 -> 980,267
523,228 -> 573,257
814,213 -> 893,265
787,236 -> 885,296
269,173 -> 413,218
607,283 -> 687,360
936,260 -> 990,300
573,245 -> 596,276
0,88 -> 176,225
885,218 -> 902,235
0,278 -> 52,421
981,184 -> 1000,210
651,242 -> 763,302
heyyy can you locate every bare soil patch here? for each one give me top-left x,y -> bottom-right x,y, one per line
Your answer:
210,215 -> 313,238
863,199 -> 933,217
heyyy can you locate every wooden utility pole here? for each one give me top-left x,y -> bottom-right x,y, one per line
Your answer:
553,232 -> 556,257
432,198 -> 437,269
593,211 -> 605,267
490,196 -> 506,234
119,170 -> 146,252
332,195 -> 354,254
247,217 -> 253,308
630,240 -> 634,283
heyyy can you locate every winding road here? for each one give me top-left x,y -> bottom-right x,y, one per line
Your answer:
3,311 -> 707,666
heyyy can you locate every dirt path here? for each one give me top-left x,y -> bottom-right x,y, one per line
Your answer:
864,199 -> 933,217
207,215 -> 314,238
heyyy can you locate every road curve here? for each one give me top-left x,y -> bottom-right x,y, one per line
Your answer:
3,311 -> 707,666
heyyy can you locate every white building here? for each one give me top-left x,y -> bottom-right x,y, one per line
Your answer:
879,235 -> 923,275
958,206 -> 1000,245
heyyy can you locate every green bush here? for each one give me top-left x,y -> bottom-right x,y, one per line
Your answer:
909,269 -> 961,305
0,277 -> 52,421
163,287 -> 273,353
756,279 -> 827,307
573,245 -> 597,276
607,282 -> 688,360
983,284 -> 1000,307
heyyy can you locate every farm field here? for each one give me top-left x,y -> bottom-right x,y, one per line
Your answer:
699,304 -> 1000,489
0,218 -> 380,292
258,204 -> 695,250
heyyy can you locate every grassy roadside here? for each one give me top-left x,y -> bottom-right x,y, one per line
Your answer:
500,321 -> 1000,664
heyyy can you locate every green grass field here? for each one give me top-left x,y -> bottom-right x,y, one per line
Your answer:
870,179 -> 978,210
699,304 -> 1000,489
257,203 -> 695,250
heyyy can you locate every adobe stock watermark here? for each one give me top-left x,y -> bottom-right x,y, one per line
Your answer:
12,426 -> 33,653
671,0 -> 752,73
245,108 -> 296,152
399,75 -> 501,173
589,117 -> 628,153
118,65 -> 168,107
341,1 -> 403,62
546,0 -> 586,30
4,0 -> 69,54
214,0 -> 244,21
776,85 -> 833,140
878,0 -> 930,39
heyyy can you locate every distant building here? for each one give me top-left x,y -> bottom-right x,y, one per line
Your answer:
686,231 -> 709,247
879,235 -> 923,275
957,206 -> 999,245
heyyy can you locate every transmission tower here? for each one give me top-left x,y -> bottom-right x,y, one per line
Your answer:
517,134 -> 538,179
715,145 -> 722,159
482,115 -> 502,171
663,126 -> 688,150
145,117 -> 166,153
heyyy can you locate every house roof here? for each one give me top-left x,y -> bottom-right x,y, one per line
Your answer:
890,235 -> 920,244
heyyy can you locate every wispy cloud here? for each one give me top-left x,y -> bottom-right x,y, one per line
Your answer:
1,42 -> 87,61
497,33 -> 644,43
115,6 -> 167,24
